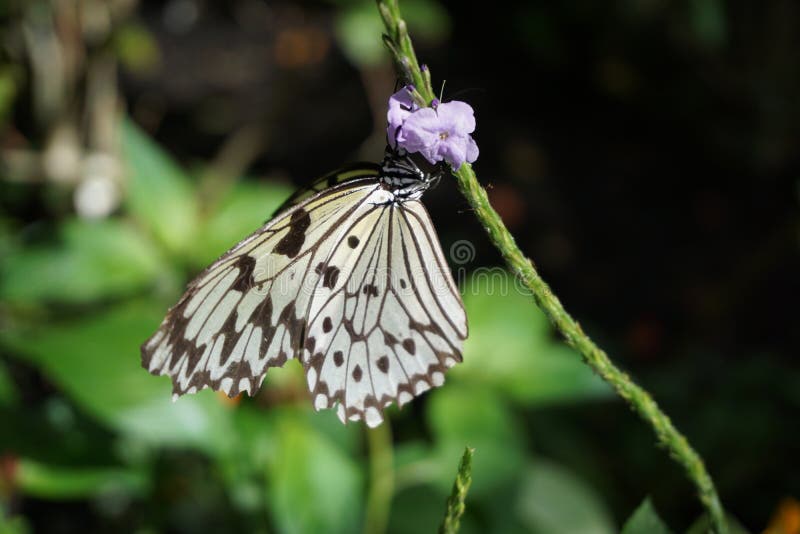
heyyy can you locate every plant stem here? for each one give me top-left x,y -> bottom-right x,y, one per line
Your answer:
375,1 -> 727,532
439,447 -> 474,534
452,162 -> 727,533
363,422 -> 394,534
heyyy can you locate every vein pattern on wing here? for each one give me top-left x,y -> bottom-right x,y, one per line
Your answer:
141,178 -> 380,398
303,198 -> 467,427
141,172 -> 467,427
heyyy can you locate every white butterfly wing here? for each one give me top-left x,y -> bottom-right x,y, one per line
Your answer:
304,198 -> 467,427
142,176 -> 467,427
141,178 -> 381,397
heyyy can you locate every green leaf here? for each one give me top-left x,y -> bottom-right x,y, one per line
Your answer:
0,514 -> 30,534
621,498 -> 672,534
457,271 -> 612,405
515,460 -> 616,534
122,118 -> 198,256
16,459 -> 148,499
0,219 -> 165,304
1,300 -> 236,453
427,385 -> 525,497
268,412 -> 362,534
191,180 -> 292,268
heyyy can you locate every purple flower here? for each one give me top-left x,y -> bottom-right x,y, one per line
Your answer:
386,87 -> 419,148
386,85 -> 479,168
397,101 -> 479,168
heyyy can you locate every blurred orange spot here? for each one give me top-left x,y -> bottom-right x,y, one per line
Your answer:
274,27 -> 330,68
217,391 -> 242,407
626,318 -> 664,359
488,183 -> 526,229
765,498 -> 800,534
0,454 -> 18,496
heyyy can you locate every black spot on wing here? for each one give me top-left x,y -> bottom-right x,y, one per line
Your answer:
323,266 -> 340,289
322,316 -> 333,333
362,284 -> 379,297
377,355 -> 389,373
352,365 -> 363,382
231,255 -> 256,291
402,338 -> 416,355
333,351 -> 344,367
274,208 -> 311,258
347,235 -> 360,248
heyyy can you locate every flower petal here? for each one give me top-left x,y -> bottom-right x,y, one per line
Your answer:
399,124 -> 439,156
402,107 -> 447,134
437,101 -> 476,134
387,87 -> 418,147
386,87 -> 480,167
465,135 -> 479,164
440,135 -> 469,168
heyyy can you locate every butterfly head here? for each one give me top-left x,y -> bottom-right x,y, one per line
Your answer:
379,146 -> 442,200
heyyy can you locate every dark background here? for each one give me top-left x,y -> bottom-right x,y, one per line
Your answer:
1,0 -> 798,532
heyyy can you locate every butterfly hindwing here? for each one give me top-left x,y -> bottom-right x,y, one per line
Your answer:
304,199 -> 467,427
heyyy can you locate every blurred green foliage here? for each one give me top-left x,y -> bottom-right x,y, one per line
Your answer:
0,119 -> 645,533
331,0 -> 450,66
3,0 -> 792,530
621,498 -> 672,534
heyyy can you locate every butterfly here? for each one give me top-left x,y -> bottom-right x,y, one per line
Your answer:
141,146 -> 468,427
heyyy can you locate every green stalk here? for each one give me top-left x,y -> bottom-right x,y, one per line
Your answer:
375,1 -> 727,532
439,447 -> 474,534
363,422 -> 394,534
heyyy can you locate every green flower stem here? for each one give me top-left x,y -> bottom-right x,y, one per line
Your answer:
439,447 -> 474,534
451,163 -> 726,534
364,422 -> 394,534
376,1 -> 727,533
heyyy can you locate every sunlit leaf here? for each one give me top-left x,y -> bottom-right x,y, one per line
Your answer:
122,118 -> 198,256
268,411 -> 362,534
516,460 -> 615,534
427,385 -> 525,497
16,458 -> 148,499
1,300 -> 236,453
621,498 -> 672,534
0,219 -> 165,304
457,271 -> 612,405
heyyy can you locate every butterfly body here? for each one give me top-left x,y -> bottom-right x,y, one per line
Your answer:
142,148 -> 466,427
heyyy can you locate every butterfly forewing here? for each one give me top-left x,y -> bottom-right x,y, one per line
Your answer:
142,162 -> 468,427
142,177 -> 380,397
